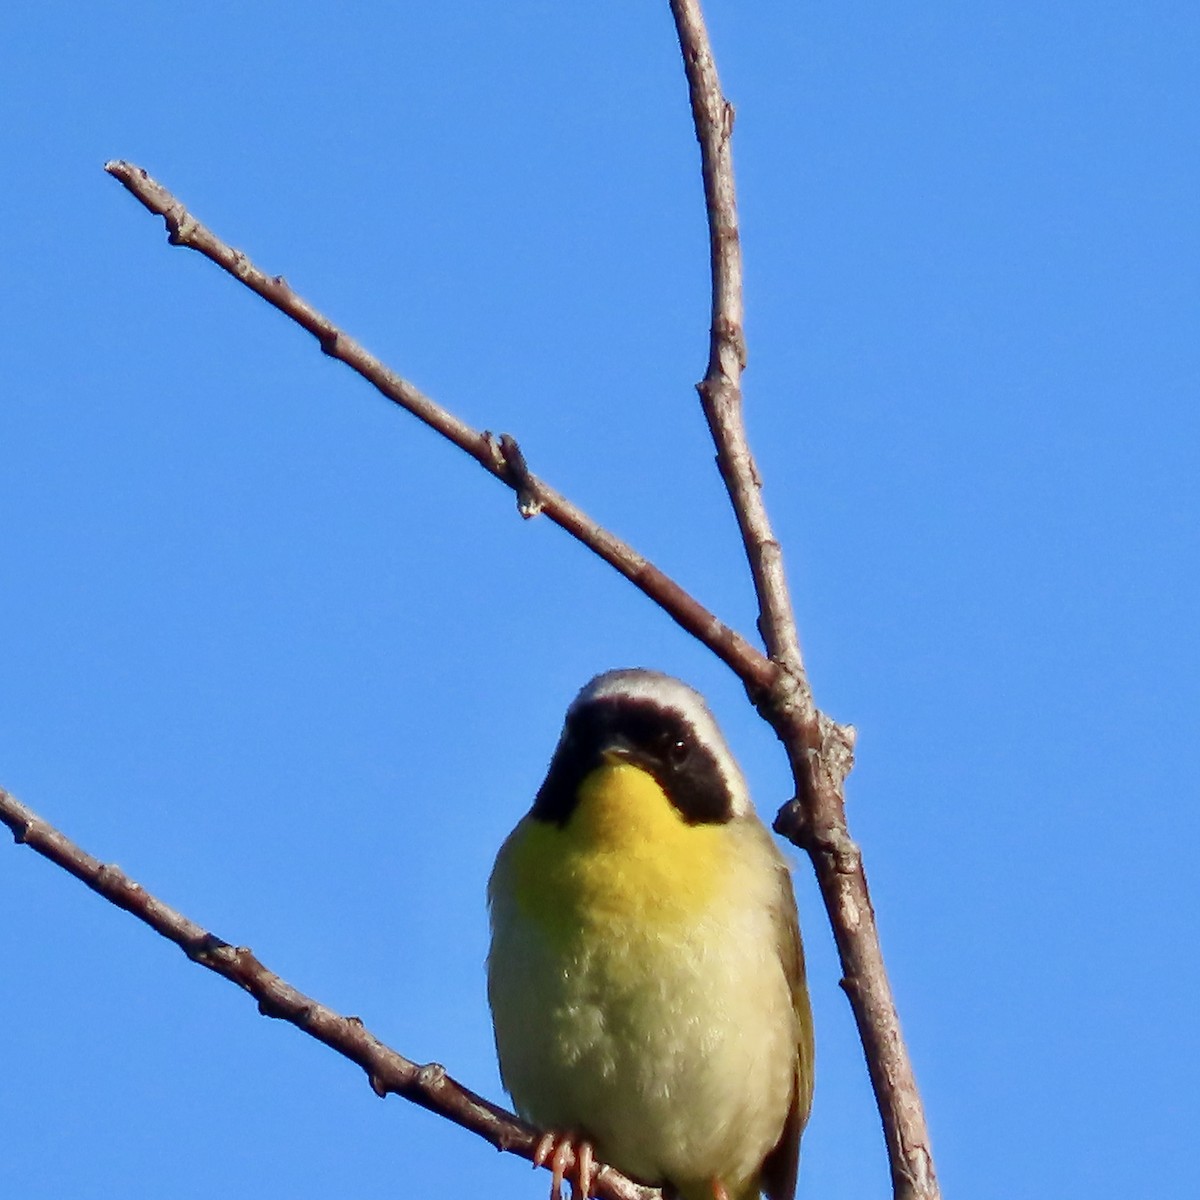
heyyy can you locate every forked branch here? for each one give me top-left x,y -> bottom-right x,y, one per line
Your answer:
5,6 -> 941,1199
669,5 -> 939,1198
669,0 -> 807,687
101,159 -> 772,699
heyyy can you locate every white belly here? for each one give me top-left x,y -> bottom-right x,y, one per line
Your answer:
489,859 -> 796,1193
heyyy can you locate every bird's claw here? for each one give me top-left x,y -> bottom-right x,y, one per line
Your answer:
533,1131 -> 598,1200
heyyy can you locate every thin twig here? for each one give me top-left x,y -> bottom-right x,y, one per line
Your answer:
668,4 -> 940,1199
0,787 -> 652,1200
103,158 -> 771,698
668,0 -> 807,694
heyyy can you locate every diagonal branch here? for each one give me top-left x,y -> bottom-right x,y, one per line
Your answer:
0,787 -> 652,1200
103,159 -> 774,700
69,12 -> 943,1198
668,5 -> 940,1200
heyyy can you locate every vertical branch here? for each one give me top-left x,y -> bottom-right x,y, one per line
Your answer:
668,0 -> 809,698
667,4 -> 941,1199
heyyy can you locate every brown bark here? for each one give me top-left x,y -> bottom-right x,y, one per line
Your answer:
5,7 -> 943,1198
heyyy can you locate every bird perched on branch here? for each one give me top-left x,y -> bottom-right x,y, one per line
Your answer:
488,669 -> 813,1200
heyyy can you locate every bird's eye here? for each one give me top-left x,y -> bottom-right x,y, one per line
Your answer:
666,737 -> 690,767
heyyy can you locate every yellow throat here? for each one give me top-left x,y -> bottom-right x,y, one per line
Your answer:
510,761 -> 726,945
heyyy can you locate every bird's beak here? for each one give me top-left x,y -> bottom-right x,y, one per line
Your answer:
599,742 -> 633,767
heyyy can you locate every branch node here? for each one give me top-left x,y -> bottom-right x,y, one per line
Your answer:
167,212 -> 198,247
768,664 -> 804,709
773,797 -> 860,874
318,327 -> 340,357
711,315 -> 747,369
495,433 -> 544,518
819,713 -> 858,787
748,660 -> 809,726
369,1072 -> 390,1099
771,797 -> 804,842
185,933 -> 233,966
95,862 -> 124,887
482,431 -> 506,473
256,992 -> 294,1020
416,1061 -> 447,1091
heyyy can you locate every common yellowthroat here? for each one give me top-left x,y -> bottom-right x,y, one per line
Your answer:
488,669 -> 813,1200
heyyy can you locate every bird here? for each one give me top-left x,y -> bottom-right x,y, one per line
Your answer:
487,668 -> 813,1200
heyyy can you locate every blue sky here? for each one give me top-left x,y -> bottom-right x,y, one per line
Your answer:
2,3 -> 1197,1197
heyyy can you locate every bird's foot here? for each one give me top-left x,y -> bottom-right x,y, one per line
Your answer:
533,1131 -> 598,1200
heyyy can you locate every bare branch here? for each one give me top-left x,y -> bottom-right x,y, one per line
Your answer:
668,4 -> 940,1199
668,0 -> 808,696
83,12 -> 945,1195
103,159 -> 773,699
0,786 -> 652,1200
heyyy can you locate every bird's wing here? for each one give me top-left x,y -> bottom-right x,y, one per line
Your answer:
760,851 -> 814,1200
